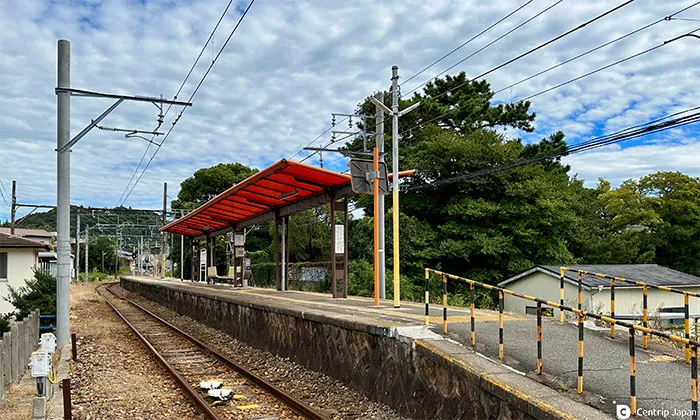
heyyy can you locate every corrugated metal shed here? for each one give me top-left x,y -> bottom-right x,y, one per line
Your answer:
540,264 -> 700,288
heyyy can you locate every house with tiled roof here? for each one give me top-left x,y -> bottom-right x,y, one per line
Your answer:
0,228 -> 55,246
0,231 -> 50,314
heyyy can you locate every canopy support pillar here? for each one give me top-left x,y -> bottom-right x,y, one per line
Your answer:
330,191 -> 348,298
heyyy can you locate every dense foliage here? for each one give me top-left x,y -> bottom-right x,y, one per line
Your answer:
5,270 -> 56,320
162,72 -> 698,304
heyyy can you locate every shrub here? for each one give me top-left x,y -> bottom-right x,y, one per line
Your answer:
0,313 -> 13,337
6,269 -> 56,321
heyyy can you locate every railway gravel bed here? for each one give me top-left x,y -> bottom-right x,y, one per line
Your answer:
116,283 -> 408,420
69,282 -> 201,419
100,284 -> 314,420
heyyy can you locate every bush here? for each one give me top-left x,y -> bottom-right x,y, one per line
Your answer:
0,313 -> 13,337
348,260 -> 373,297
6,269 -> 56,321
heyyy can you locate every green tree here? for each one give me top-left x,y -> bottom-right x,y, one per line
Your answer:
598,172 -> 700,274
169,162 -> 259,277
171,163 -> 258,210
6,270 -> 56,320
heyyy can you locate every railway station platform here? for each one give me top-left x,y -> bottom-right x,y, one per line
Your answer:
120,276 -> 691,420
120,276 -> 604,419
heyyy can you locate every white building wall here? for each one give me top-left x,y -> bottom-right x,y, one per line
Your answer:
0,248 -> 39,314
502,271 -> 593,317
591,286 -> 700,316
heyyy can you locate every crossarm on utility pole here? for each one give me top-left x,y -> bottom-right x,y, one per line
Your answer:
370,97 -> 392,115
59,98 -> 124,152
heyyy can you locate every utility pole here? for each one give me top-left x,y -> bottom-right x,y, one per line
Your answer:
84,227 -> 89,282
141,239 -> 144,276
52,39 -> 190,342
56,39 -> 71,345
162,182 -> 167,278
370,66 -> 420,308
75,212 -> 80,281
374,92 -> 386,299
10,180 -> 16,235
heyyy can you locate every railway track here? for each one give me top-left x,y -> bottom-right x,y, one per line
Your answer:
98,284 -> 329,420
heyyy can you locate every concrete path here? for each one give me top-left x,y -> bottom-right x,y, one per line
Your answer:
146,278 -> 692,419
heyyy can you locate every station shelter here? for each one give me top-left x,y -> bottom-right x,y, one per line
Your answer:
161,159 -> 362,297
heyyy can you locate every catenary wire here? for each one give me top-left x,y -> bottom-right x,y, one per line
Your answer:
397,25 -> 700,140
405,108 -> 700,191
117,0 -> 237,206
402,0 -> 535,87
120,0 -> 256,206
403,0 -> 565,97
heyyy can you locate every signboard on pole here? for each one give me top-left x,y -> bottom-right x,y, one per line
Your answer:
334,225 -> 344,254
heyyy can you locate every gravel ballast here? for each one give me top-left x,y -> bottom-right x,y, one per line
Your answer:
117,283 -> 408,420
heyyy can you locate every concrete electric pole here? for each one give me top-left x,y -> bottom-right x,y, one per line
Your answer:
75,212 -> 80,281
370,66 -> 420,308
54,39 -> 192,345
56,39 -> 71,346
374,92 -> 386,299
10,180 -> 16,235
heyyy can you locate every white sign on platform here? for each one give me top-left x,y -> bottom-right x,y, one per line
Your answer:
335,225 -> 344,254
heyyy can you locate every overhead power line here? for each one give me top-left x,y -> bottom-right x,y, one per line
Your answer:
399,25 -> 700,140
0,178 -> 9,207
420,0 -> 635,106
519,27 -> 700,102
117,0 -> 237,206
405,107 -> 700,191
293,2 -> 536,164
402,0 -> 535,87
403,0 -> 565,97
493,1 -> 700,96
119,0 -> 256,206
310,0 -> 640,161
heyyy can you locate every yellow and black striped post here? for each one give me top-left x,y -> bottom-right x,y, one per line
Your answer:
442,275 -> 448,335
610,279 -> 616,338
470,282 -> 475,346
629,327 -> 637,414
692,345 -> 698,420
578,313 -> 584,394
424,270 -> 430,327
577,271 -> 583,311
537,302 -> 542,375
499,290 -> 504,360
559,267 -> 565,322
643,285 -> 649,350
687,293 -> 691,364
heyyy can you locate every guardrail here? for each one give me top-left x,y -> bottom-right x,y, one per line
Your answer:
561,267 -> 698,363
425,268 -> 699,419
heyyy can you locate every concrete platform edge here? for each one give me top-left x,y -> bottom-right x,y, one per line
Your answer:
121,276 -> 611,420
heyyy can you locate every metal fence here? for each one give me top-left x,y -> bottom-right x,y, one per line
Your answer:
562,267 -> 698,363
425,268 -> 699,418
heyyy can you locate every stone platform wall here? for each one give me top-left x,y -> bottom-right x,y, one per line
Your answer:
121,278 -> 594,420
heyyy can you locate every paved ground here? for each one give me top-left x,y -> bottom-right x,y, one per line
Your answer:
141,278 -> 692,420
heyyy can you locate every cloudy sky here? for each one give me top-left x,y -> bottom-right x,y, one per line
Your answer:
1,0 -> 699,221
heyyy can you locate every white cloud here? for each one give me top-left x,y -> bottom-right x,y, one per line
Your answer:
0,0 -> 699,220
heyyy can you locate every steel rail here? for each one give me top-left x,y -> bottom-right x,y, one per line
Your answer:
103,284 -> 329,420
97,286 -> 220,419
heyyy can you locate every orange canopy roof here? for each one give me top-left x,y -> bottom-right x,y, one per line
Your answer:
161,160 -> 352,237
